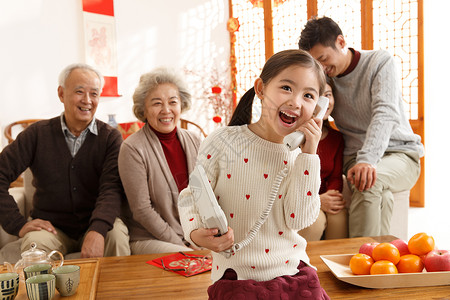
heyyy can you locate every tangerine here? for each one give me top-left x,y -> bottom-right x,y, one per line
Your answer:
396,254 -> 424,273
408,232 -> 435,256
349,253 -> 374,275
370,260 -> 398,275
372,242 -> 401,264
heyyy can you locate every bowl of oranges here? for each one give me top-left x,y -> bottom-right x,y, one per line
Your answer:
320,233 -> 450,288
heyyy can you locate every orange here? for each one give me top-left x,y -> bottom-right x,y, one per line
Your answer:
372,243 -> 401,264
349,253 -> 374,275
408,232 -> 435,256
370,260 -> 398,275
396,254 -> 424,273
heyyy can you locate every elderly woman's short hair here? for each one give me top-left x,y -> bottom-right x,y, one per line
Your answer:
133,67 -> 192,122
58,63 -> 105,89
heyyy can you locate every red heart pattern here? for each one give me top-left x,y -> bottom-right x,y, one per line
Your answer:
189,218 -> 194,221
197,151 -> 314,272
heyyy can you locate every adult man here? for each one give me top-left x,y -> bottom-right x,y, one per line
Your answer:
0,63 -> 130,258
299,17 -> 424,237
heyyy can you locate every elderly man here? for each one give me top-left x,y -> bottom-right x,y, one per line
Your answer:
0,63 -> 130,258
299,17 -> 424,237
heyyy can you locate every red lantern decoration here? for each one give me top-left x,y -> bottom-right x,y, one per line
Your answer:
212,115 -> 222,123
211,86 -> 222,94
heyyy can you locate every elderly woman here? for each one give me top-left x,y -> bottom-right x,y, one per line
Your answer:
118,67 -> 201,254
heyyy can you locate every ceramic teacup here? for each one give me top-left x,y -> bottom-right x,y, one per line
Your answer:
52,265 -> 80,296
23,264 -> 52,280
25,274 -> 55,300
0,272 -> 19,300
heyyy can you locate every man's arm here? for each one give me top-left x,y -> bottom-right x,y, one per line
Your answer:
81,231 -> 104,258
0,127 -> 37,236
359,53 -> 401,164
351,51 -> 402,190
83,126 -> 124,256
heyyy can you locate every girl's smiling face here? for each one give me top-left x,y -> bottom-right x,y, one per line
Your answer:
253,65 -> 320,143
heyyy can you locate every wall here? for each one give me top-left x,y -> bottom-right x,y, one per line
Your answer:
0,0 -> 230,147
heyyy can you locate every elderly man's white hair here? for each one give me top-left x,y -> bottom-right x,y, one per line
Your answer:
58,63 -> 105,90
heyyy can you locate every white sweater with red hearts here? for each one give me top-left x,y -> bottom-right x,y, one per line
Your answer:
179,125 -> 321,282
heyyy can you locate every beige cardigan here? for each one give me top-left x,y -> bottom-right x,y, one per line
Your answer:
118,124 -> 201,245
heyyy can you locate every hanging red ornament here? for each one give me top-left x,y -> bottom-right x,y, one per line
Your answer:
212,115 -> 222,123
211,86 -> 222,94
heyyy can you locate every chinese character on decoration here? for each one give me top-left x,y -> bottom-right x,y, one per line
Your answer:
249,0 -> 286,8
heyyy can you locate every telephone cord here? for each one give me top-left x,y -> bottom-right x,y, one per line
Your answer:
221,167 -> 288,258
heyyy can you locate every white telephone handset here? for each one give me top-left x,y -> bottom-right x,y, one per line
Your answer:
283,96 -> 329,151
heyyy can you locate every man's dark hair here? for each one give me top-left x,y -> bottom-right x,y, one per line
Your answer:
298,16 -> 343,51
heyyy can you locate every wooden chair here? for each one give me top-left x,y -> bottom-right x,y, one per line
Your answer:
4,119 -> 42,144
180,118 -> 207,138
4,119 -> 42,187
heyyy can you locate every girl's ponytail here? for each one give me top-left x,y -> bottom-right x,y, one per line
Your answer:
228,87 -> 255,126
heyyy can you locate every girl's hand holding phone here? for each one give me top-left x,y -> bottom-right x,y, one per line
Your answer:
299,117 -> 323,154
190,226 -> 234,253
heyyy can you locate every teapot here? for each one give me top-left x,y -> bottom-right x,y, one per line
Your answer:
4,242 -> 64,280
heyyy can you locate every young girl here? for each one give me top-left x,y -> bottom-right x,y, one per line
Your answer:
178,49 -> 330,299
298,80 -> 348,241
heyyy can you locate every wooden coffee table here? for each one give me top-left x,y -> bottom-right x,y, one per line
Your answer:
5,236 -> 449,299
92,235 -> 450,299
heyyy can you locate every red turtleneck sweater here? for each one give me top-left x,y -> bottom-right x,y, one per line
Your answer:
150,125 -> 189,192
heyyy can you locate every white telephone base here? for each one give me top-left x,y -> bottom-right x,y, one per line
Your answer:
189,165 -> 228,236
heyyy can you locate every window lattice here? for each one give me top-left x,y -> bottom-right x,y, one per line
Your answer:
317,0 -> 362,49
272,0 -> 308,53
232,0 -> 266,99
373,0 -> 419,120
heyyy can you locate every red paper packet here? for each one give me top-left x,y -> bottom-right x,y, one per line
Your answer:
147,252 -> 212,277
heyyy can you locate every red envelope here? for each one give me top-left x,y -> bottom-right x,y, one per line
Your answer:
147,252 -> 212,277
